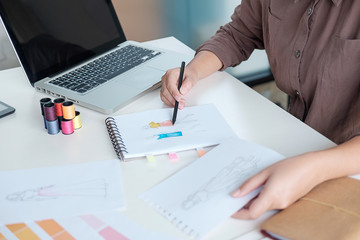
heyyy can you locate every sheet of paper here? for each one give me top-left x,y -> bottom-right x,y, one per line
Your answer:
114,104 -> 237,158
140,137 -> 285,239
0,160 -> 125,224
0,211 -> 180,240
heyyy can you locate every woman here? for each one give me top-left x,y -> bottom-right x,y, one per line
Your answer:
160,0 -> 360,219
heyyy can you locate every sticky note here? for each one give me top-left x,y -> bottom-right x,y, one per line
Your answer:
169,152 -> 179,162
197,148 -> 206,157
146,155 -> 156,163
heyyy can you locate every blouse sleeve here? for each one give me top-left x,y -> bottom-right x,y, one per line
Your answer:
196,0 -> 265,71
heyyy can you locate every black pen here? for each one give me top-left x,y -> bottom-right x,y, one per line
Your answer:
172,61 -> 186,125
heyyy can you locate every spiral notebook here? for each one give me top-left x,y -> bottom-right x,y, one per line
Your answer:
139,137 -> 285,239
104,104 -> 237,161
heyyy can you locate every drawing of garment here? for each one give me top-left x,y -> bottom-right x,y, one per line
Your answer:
182,156 -> 257,210
6,179 -> 108,201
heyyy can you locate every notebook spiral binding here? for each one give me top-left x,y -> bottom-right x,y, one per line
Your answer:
105,117 -> 128,161
139,195 -> 200,239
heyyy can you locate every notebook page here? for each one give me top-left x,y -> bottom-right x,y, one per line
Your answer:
113,104 -> 237,158
139,137 -> 285,239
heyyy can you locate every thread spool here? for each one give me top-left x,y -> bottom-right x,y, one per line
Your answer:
62,101 -> 75,120
54,98 -> 65,117
43,102 -> 57,121
46,118 -> 60,135
40,98 -> 52,115
57,116 -> 63,130
61,119 -> 74,135
43,115 -> 48,129
73,111 -> 82,130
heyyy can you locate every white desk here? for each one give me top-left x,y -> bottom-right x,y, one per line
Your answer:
0,37 -> 335,240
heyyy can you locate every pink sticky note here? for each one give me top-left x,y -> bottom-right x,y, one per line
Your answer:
169,152 -> 179,162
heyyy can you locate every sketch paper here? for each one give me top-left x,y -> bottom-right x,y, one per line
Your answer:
140,137 -> 285,239
0,211 -> 180,240
113,104 -> 237,159
0,160 -> 125,224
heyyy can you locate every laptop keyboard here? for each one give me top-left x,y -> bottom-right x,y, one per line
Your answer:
49,45 -> 162,94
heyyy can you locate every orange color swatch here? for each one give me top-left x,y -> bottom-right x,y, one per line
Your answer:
0,232 -> 7,240
6,223 -> 40,240
36,219 -> 75,240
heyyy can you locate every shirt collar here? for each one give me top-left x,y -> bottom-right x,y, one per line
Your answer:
294,0 -> 342,6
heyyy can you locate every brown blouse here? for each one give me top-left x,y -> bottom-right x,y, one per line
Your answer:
197,0 -> 360,144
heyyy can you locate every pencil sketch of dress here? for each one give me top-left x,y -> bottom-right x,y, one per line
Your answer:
182,156 -> 257,210
6,179 -> 108,201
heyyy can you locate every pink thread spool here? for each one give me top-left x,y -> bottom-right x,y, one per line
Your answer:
61,119 -> 74,135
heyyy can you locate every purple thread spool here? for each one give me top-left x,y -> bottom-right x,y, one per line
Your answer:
46,118 -> 60,135
40,98 -> 52,115
40,98 -> 52,129
43,102 -> 57,121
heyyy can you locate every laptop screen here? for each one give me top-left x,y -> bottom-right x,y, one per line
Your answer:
0,0 -> 126,84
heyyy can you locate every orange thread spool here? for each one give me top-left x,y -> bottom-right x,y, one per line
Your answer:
62,101 -> 75,120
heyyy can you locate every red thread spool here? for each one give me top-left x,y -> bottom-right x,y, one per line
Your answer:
61,119 -> 74,135
54,98 -> 65,117
43,102 -> 57,121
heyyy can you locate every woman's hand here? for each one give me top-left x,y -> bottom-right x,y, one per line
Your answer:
160,66 -> 199,109
160,50 -> 223,109
231,152 -> 326,219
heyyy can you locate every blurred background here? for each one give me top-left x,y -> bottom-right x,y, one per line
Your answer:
0,0 -> 287,108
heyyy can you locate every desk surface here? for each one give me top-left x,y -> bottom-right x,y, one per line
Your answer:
0,37 -> 335,240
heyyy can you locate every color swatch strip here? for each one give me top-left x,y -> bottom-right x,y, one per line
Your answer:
0,232 -> 7,240
6,223 -> 40,240
80,214 -> 129,240
36,219 -> 75,240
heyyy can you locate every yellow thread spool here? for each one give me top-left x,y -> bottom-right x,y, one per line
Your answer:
73,111 -> 82,130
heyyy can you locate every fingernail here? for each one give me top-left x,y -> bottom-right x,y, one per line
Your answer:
181,86 -> 189,95
232,189 -> 241,198
174,95 -> 182,102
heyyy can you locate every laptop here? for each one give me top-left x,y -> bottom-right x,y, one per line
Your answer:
0,0 -> 191,114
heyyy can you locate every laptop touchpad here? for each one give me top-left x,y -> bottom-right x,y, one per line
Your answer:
116,67 -> 164,90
